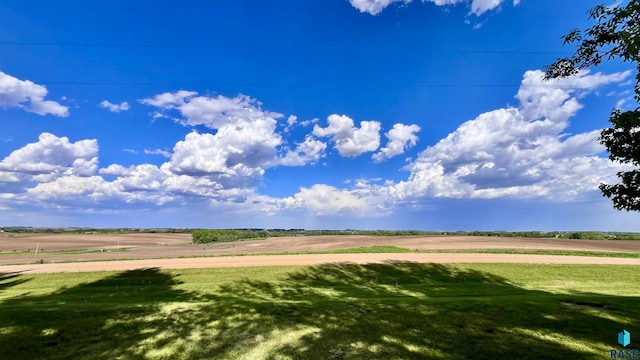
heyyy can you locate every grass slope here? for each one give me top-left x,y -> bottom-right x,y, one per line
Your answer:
0,264 -> 638,359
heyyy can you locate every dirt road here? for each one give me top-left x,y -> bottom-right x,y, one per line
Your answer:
2,253 -> 639,274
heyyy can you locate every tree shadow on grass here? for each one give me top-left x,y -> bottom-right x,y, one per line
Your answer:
0,263 -> 637,359
196,262 -> 639,359
0,271 -> 30,293
0,268 -> 189,360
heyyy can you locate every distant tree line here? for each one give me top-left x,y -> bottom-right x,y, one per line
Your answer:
0,227 -> 193,234
458,231 -> 640,240
2,227 -> 639,241
191,229 -> 270,244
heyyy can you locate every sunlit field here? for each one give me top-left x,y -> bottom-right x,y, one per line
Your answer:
1,263 -> 638,359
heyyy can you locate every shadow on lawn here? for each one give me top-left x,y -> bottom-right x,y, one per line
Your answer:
0,264 -> 637,359
0,271 -> 30,293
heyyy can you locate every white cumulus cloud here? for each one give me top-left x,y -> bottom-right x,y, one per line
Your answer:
373,123 -> 421,162
349,0 -> 515,16
313,114 -> 381,157
169,129 -> 278,184
0,71 -> 69,117
349,0 -> 410,15
140,92 -> 283,129
282,184 -> 371,215
279,136 -> 327,166
100,100 -> 130,112
99,164 -> 132,177
142,91 -> 334,177
26,175 -> 118,203
386,69 -> 632,202
0,133 -> 98,177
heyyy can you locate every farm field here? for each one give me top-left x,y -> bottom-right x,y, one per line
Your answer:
1,234 -> 639,359
1,233 -> 640,268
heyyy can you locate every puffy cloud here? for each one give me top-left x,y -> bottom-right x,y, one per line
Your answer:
112,164 -> 168,192
282,184 -> 371,215
24,172 -> 177,207
516,69 -> 631,127
0,132 -> 276,211
0,71 -> 69,117
0,133 -> 98,177
169,130 -> 278,187
99,164 -> 132,177
26,175 -> 118,202
141,91 -> 304,183
139,90 -> 197,108
373,123 -> 421,162
349,0 -> 515,16
313,114 -> 381,157
99,100 -> 130,112
385,69 -> 632,202
140,91 -> 283,129
279,136 -> 327,166
285,116 -> 319,133
71,157 -> 99,177
162,174 -> 223,198
469,0 -> 503,15
388,162 -> 475,200
349,0 -> 409,15
300,118 -> 319,127
142,91 -> 333,177
0,171 -> 20,183
284,115 -> 297,132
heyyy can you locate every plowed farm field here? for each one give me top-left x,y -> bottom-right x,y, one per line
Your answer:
1,233 -> 639,273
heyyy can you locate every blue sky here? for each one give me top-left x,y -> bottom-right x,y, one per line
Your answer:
1,0 -> 639,231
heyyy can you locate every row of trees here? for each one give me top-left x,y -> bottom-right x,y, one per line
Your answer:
191,229 -> 270,244
188,229 -> 640,243
0,227 -> 191,234
3,227 -> 637,240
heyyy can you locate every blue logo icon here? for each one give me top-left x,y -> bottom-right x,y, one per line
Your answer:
619,330 -> 631,348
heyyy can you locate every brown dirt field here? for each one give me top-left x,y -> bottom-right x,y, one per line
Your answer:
0,233 -> 639,273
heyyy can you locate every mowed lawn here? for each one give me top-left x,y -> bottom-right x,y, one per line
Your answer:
0,263 -> 638,359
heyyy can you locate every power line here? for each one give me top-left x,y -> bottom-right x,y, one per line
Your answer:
38,81 -> 629,89
0,41 -> 571,55
42,81 -> 522,87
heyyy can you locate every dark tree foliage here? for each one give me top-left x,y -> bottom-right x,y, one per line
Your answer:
545,0 -> 640,211
191,229 -> 271,244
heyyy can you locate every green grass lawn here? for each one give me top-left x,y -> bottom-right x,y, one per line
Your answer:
0,263 -> 638,359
